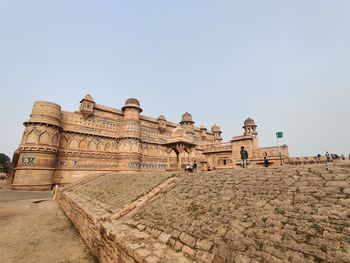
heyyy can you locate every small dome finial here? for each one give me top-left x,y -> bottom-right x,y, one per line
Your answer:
180,112 -> 194,124
211,124 -> 221,133
122,98 -> 142,113
244,117 -> 256,126
200,125 -> 207,131
158,115 -> 166,121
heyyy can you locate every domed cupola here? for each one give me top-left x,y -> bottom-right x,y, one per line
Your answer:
158,115 -> 166,121
180,112 -> 194,125
211,124 -> 222,144
243,117 -> 257,136
122,98 -> 142,113
244,117 -> 255,126
211,124 -> 221,133
179,112 -> 194,135
122,98 -> 143,121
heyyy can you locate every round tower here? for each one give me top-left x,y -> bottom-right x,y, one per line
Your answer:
119,98 -> 142,171
12,101 -> 62,190
180,112 -> 194,137
243,117 -> 258,136
211,124 -> 222,145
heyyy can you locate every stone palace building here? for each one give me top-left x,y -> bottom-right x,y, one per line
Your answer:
12,95 -> 289,190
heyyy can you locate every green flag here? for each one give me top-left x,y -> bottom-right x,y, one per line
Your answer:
276,132 -> 283,138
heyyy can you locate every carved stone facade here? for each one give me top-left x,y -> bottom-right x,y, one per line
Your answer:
12,95 -> 289,190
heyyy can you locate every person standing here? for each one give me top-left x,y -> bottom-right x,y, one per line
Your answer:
192,161 -> 197,172
264,156 -> 270,167
325,151 -> 330,162
240,146 -> 248,168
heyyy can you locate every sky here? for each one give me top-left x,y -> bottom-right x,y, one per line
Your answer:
0,0 -> 349,158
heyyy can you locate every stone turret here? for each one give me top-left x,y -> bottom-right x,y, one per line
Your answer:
80,94 -> 95,118
243,117 -> 257,136
200,125 -> 207,140
122,98 -> 143,121
158,115 -> 167,132
12,101 -> 62,190
180,112 -> 194,125
119,98 -> 142,171
180,112 -> 194,138
211,124 -> 222,145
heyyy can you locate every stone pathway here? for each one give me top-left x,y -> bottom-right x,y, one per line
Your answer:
72,172 -> 176,212
131,165 -> 350,262
0,188 -> 96,263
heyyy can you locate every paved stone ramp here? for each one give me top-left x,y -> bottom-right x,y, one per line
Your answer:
72,172 -> 176,212
57,171 -> 181,259
131,165 -> 350,262
58,165 -> 350,263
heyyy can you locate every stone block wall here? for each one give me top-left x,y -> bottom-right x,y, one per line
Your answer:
57,189 -> 109,256
57,172 -> 179,260
58,164 -> 350,262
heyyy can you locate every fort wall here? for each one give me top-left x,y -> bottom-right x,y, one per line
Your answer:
12,95 -> 288,190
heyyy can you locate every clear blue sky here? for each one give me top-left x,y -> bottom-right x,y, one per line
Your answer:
0,0 -> 349,158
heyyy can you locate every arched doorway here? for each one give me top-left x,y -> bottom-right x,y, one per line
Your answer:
164,141 -> 196,171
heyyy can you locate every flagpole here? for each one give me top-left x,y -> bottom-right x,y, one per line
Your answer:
276,132 -> 283,166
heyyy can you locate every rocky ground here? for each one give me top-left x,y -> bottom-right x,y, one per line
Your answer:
0,181 -> 96,263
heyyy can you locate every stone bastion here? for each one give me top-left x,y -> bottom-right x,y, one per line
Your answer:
57,163 -> 350,263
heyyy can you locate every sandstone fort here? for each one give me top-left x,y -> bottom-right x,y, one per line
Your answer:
12,95 -> 288,190
8,96 -> 350,263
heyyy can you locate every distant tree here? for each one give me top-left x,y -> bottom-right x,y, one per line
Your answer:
0,153 -> 11,173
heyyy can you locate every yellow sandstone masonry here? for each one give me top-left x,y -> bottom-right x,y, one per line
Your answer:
12,95 -> 291,190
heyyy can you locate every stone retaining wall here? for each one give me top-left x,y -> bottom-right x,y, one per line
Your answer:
58,165 -> 350,262
57,172 -> 181,261
57,189 -> 109,256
